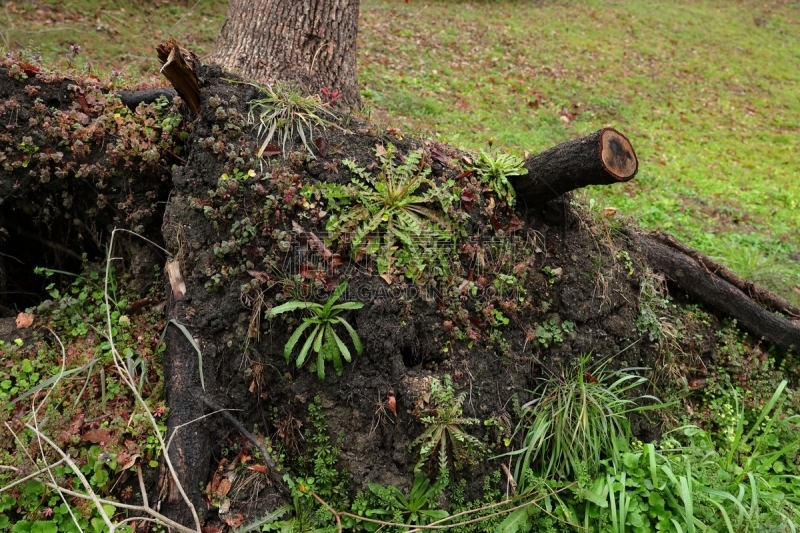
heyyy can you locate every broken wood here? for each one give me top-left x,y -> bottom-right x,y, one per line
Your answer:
639,232 -> 800,353
511,127 -> 638,205
156,39 -> 201,114
648,232 -> 800,319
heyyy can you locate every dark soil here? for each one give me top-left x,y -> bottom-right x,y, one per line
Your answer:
0,60 -> 723,529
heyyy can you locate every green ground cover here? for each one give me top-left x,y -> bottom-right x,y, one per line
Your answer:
4,0 -> 799,301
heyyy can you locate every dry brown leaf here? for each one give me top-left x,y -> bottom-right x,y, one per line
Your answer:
248,464 -> 269,474
82,428 -> 114,445
15,312 -> 34,329
223,513 -> 244,528
216,477 -> 232,498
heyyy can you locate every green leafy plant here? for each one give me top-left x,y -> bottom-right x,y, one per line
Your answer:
247,80 -> 336,159
266,282 -> 363,379
472,150 -> 527,206
533,319 -> 574,348
323,144 -> 460,279
357,473 -> 449,531
411,375 -> 485,475
505,354 -> 661,485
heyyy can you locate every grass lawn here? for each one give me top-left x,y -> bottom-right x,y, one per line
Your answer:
5,0 -> 799,303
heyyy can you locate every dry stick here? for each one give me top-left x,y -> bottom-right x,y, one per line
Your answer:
28,333 -> 90,533
27,478 -> 198,533
104,228 -> 202,532
0,459 -> 65,494
200,394 -> 290,496
138,464 -> 150,509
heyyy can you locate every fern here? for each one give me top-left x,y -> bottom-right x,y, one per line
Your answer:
411,375 -> 485,476
323,144 -> 460,279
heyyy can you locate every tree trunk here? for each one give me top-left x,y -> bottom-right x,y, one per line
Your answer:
210,0 -> 361,107
511,127 -> 638,206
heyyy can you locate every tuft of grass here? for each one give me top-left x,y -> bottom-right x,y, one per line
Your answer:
505,354 -> 661,487
246,80 -> 337,160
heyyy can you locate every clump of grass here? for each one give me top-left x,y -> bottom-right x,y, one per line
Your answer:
247,80 -> 336,159
506,354 -> 661,486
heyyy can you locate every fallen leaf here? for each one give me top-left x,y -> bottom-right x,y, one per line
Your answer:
15,312 -> 34,329
386,393 -> 397,417
82,428 -> 114,445
375,143 -> 387,157
603,207 -> 618,217
314,137 -> 329,157
223,514 -> 244,528
430,147 -> 449,165
380,273 -> 393,285
248,464 -> 269,474
120,454 -> 141,471
261,145 -> 281,158
215,477 -> 232,498
247,270 -> 270,283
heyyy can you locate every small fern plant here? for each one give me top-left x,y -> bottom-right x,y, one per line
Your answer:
323,144 -> 460,279
265,282 -> 363,380
411,375 -> 485,476
473,150 -> 528,206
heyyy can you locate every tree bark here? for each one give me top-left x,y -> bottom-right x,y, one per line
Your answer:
639,233 -> 800,354
210,0 -> 361,106
511,127 -> 638,206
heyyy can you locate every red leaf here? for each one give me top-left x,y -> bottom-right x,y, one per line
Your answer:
17,62 -> 40,76
489,216 -> 503,231
456,170 -> 474,180
261,145 -> 281,158
386,394 -> 397,416
314,137 -> 329,157
430,147 -> 449,165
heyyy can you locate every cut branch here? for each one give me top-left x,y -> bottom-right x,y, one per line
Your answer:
639,232 -> 800,353
511,127 -> 638,205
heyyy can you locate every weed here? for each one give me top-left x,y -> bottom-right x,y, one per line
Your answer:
411,375 -> 485,476
533,319 -> 574,349
472,149 -> 527,206
323,143 -> 460,279
504,354 -> 661,486
265,281 -> 363,380
246,80 -> 336,160
354,473 -> 448,531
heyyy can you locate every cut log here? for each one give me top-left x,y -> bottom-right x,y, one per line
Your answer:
156,39 -> 201,114
511,127 -> 638,206
648,232 -> 800,319
639,233 -> 800,354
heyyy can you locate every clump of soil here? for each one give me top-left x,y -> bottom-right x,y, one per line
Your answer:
0,58 -> 725,528
161,66 -> 702,522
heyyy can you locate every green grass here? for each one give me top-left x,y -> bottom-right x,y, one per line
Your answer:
6,0 -> 799,302
358,0 -> 800,303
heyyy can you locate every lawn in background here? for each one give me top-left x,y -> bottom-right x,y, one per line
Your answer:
5,0 -> 799,303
